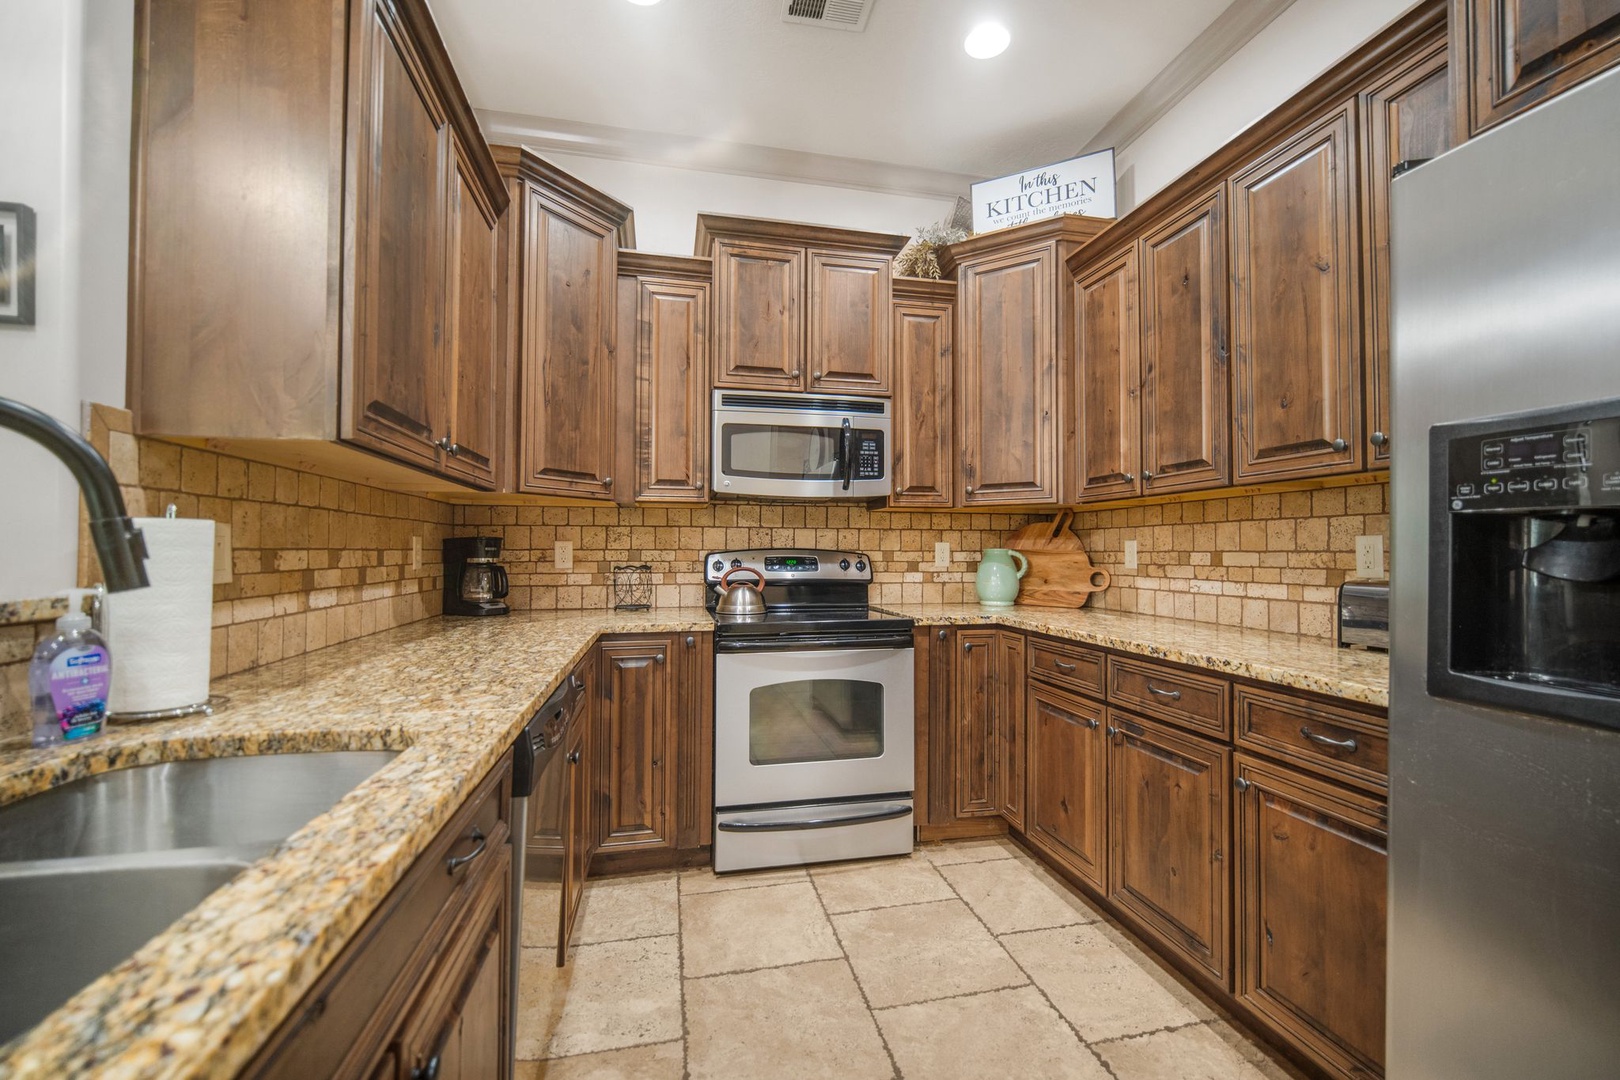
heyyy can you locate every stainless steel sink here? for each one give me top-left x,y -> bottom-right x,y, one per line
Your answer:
0,751 -> 399,1045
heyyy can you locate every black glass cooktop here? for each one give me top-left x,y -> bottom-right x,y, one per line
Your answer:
710,605 -> 914,638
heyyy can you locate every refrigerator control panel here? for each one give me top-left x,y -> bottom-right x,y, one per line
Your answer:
1446,410 -> 1620,512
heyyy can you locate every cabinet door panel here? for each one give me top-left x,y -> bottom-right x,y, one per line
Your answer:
889,296 -> 955,507
953,630 -> 999,817
1140,189 -> 1230,493
1109,712 -> 1231,985
1460,0 -> 1620,133
996,631 -> 1026,830
348,1 -> 447,469
518,192 -> 616,497
958,248 -> 1058,505
1076,249 -> 1142,501
1362,42 -> 1453,467
1026,684 -> 1107,892
1230,104 -> 1360,482
598,638 -> 675,852
713,241 -> 803,390
809,251 -> 891,394
442,137 -> 500,488
1236,754 -> 1386,1079
625,277 -> 709,503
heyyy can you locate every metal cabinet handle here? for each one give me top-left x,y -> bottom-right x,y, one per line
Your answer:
1146,684 -> 1182,701
1106,725 -> 1119,737
568,749 -> 581,765
1084,717 -> 1099,730
938,629 -> 948,641
1332,438 -> 1348,452
435,435 -> 453,452
1123,473 -> 1135,482
963,641 -> 978,652
686,635 -> 696,647
603,476 -> 613,488
655,653 -> 665,665
445,827 -> 486,875
813,370 -> 823,380
1300,726 -> 1359,752
1141,469 -> 1154,480
652,757 -> 661,768
1370,431 -> 1388,447
965,485 -> 975,495
1054,660 -> 1078,673
413,1052 -> 441,1080
790,369 -> 802,379
1235,777 -> 1252,792
570,675 -> 585,691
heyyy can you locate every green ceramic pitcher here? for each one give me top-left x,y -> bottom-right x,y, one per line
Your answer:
975,548 -> 1029,607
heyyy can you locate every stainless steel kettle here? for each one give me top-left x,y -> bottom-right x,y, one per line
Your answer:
714,566 -> 766,616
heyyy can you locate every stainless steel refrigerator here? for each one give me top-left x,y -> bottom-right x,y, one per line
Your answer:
1388,64 -> 1620,1079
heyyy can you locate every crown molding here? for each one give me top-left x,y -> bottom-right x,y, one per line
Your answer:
476,110 -> 982,201
1082,0 -> 1298,157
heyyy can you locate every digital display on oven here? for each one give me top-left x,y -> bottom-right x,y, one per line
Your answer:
764,556 -> 818,572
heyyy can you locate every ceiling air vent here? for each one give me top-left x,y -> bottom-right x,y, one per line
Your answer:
782,0 -> 874,32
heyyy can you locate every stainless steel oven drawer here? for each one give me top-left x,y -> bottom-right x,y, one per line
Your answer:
714,799 -> 914,873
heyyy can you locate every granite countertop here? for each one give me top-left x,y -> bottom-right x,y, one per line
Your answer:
0,608 -> 714,1080
0,601 -> 1385,1077
878,604 -> 1389,709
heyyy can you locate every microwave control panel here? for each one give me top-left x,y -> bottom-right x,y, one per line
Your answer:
852,431 -> 885,480
1447,411 -> 1620,512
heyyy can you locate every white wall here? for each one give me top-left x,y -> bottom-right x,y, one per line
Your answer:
0,0 -> 134,601
1115,0 -> 1424,212
537,152 -> 960,256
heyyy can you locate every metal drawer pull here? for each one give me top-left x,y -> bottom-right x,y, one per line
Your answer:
717,804 -> 911,832
1106,725 -> 1120,737
445,827 -> 487,875
939,629 -> 948,641
1054,661 -> 1078,672
1235,777 -> 1252,792
963,641 -> 978,652
570,674 -> 586,691
1300,726 -> 1359,752
1146,684 -> 1182,701
686,635 -> 696,647
568,750 -> 581,765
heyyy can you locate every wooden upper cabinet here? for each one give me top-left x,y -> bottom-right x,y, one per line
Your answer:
945,217 -> 1109,507
1075,248 -> 1142,501
699,215 -> 906,396
1139,189 -> 1231,493
1229,102 -> 1362,482
1235,754 -> 1387,1080
889,278 -> 955,508
1454,0 -> 1620,136
1363,39 -> 1453,468
616,253 -> 711,504
442,136 -> 502,488
808,250 -> 893,393
597,637 -> 676,853
130,0 -> 506,490
499,148 -> 632,500
1026,682 -> 1108,893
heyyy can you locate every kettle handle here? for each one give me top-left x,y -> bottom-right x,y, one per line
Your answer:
1009,550 -> 1030,579
720,566 -> 765,592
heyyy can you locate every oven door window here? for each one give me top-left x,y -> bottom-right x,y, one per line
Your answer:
720,423 -> 842,481
749,679 -> 884,765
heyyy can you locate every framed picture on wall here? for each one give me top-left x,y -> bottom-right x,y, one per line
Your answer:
0,202 -> 37,326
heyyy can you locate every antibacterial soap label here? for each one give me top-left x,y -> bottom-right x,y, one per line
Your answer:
48,647 -> 109,739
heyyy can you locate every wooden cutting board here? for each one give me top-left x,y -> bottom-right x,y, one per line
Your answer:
1008,513 -> 1111,607
1006,510 -> 1085,551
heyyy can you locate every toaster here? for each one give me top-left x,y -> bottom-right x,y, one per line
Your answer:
1338,581 -> 1390,650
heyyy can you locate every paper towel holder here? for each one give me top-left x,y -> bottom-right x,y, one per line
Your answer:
109,694 -> 227,725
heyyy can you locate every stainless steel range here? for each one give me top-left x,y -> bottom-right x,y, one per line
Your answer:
706,549 -> 915,872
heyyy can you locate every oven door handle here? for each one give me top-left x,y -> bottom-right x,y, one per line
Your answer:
716,803 -> 912,832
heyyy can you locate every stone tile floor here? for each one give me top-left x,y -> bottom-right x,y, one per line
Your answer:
516,837 -> 1305,1079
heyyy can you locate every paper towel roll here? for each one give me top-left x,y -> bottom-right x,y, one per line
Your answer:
106,516 -> 215,714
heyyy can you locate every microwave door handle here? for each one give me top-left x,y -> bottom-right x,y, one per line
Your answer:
840,418 -> 854,491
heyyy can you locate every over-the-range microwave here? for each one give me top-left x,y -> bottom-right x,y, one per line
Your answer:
711,390 -> 891,499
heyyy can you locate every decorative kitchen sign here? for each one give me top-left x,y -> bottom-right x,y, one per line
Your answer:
971,149 -> 1116,234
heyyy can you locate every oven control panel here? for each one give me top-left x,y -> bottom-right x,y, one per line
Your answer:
1447,411 -> 1620,512
705,549 -> 872,584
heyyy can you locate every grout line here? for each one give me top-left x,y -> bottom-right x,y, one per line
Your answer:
805,864 -> 903,1080
675,874 -> 693,1080
682,954 -> 848,982
864,976 -> 1037,1014
530,1038 -> 684,1065
678,875 -> 810,898
1089,1017 -> 1214,1048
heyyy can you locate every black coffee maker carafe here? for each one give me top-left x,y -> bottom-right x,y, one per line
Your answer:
444,536 -> 510,616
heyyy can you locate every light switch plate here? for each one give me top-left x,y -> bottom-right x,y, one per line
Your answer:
411,535 -> 422,573
1356,535 -> 1385,579
1124,539 -> 1139,570
555,541 -> 573,570
934,542 -> 951,569
213,522 -> 233,585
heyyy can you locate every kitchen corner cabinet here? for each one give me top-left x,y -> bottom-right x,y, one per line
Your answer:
498,147 -> 633,499
995,632 -> 1027,830
936,628 -> 1027,825
943,216 -> 1111,506
698,215 -> 907,396
888,278 -> 956,508
1361,41 -> 1454,467
246,753 -> 512,1080
953,630 -> 1001,818
1453,0 -> 1620,137
616,253 -> 712,504
130,0 -> 507,491
1229,101 -> 1362,482
596,636 -> 676,853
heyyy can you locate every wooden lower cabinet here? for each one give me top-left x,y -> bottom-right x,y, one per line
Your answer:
1107,710 -> 1231,986
953,629 -> 1000,818
1024,680 -> 1108,892
995,632 -> 1027,830
1235,753 -> 1387,1080
597,636 -> 676,853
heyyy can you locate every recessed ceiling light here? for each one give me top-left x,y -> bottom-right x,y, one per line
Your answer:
963,21 -> 1011,59
626,0 -> 663,6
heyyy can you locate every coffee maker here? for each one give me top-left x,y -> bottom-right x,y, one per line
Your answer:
444,536 -> 511,616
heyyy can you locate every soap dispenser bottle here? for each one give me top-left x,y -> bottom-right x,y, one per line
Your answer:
30,587 -> 112,747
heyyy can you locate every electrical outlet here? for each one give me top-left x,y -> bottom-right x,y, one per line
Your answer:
213,522 -> 233,585
554,541 -> 574,571
1124,539 -> 1139,570
934,541 -> 951,569
1356,535 -> 1385,579
411,535 -> 422,573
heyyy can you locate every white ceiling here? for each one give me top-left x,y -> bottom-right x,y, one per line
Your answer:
432,0 -> 1247,186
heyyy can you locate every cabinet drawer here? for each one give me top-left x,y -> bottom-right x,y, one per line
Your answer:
1235,686 -> 1387,791
1108,656 -> 1230,738
1027,638 -> 1105,698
